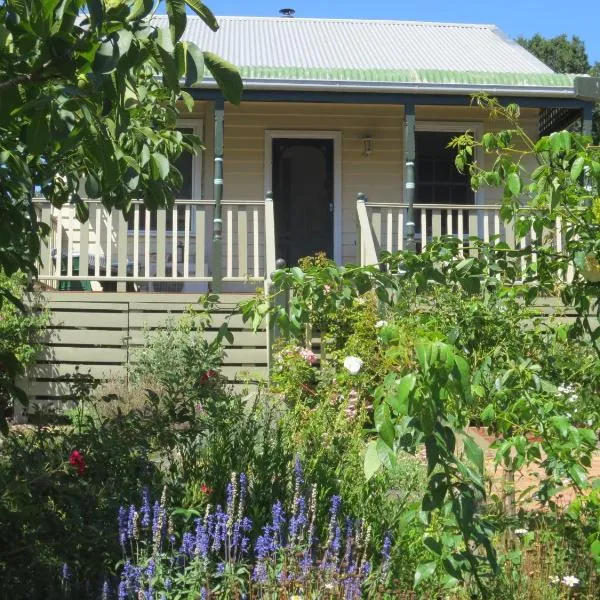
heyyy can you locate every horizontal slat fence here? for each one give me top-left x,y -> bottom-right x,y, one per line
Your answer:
23,293 -> 268,410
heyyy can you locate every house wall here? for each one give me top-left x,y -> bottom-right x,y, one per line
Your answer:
46,100 -> 541,280
213,102 -> 539,264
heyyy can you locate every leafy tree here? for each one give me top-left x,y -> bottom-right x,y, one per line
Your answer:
517,33 -> 599,143
0,0 -> 242,426
516,33 -> 590,74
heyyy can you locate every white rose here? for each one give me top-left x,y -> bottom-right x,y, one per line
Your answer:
343,356 -> 363,375
375,320 -> 388,329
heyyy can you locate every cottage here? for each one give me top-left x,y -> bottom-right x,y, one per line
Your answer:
28,14 -> 600,405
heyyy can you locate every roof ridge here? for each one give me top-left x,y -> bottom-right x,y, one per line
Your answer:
153,14 -> 496,29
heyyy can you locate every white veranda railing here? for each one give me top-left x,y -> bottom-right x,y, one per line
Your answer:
35,198 -> 273,291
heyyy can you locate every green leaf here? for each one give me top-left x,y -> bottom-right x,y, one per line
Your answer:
571,156 -> 585,181
180,90 -> 194,112
150,153 -> 169,179
386,373 -> 415,415
183,42 -> 205,87
87,0 -> 103,31
26,112 -> 49,156
203,51 -> 243,105
414,561 -> 436,587
423,536 -> 443,555
481,403 -> 495,423
166,0 -> 187,42
507,172 -> 521,196
463,435 -> 484,473
364,440 -> 381,480
184,0 -> 219,31
550,415 -> 570,439
93,36 -> 119,74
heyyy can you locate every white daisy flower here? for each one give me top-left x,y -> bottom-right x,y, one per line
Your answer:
561,575 -> 580,588
375,320 -> 388,329
343,356 -> 363,375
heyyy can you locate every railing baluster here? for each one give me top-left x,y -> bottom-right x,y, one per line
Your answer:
195,206 -> 206,277
183,204 -> 190,278
372,209 -> 382,249
67,206 -> 74,277
144,208 -> 150,278
105,208 -> 113,279
386,208 -> 393,253
457,209 -> 464,245
468,209 -> 478,256
238,206 -> 248,278
156,209 -> 166,277
117,210 -> 127,292
494,212 -> 501,240
519,228 -> 527,280
420,209 -> 427,253
94,205 -> 101,277
432,209 -> 441,239
446,209 -> 453,237
39,203 -> 53,279
172,206 -> 178,277
226,206 -> 234,279
505,217 -> 515,249
483,211 -> 490,243
80,206 -> 89,277
397,210 -> 404,251
133,205 -> 139,277
253,208 -> 260,278
55,206 -> 63,280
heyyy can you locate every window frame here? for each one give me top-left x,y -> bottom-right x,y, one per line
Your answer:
414,120 -> 484,206
129,118 -> 203,233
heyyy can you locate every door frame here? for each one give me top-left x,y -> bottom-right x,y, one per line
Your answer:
264,130 -> 342,264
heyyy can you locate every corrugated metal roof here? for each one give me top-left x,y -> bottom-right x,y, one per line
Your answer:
151,15 -> 573,91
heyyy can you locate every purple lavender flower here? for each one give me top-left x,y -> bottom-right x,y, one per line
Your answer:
102,581 -> 110,600
164,578 -> 172,591
194,518 -> 210,559
271,500 -> 285,546
239,473 -> 247,504
331,524 -> 342,555
118,581 -> 127,600
127,505 -> 136,539
252,561 -> 267,583
61,563 -> 71,581
381,532 -> 392,576
217,562 -> 225,574
300,550 -> 312,575
329,495 -> 342,520
294,455 -> 304,487
118,506 -> 128,546
146,558 -> 155,578
141,487 -> 151,528
151,501 -> 161,537
180,531 -> 194,556
200,588 -> 208,600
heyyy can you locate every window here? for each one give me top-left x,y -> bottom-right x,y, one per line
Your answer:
415,131 -> 474,205
129,121 -> 202,231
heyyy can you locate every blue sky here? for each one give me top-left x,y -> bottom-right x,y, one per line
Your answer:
161,0 -> 600,65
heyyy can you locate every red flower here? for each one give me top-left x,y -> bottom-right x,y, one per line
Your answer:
200,369 -> 218,384
200,483 -> 213,495
69,450 -> 86,476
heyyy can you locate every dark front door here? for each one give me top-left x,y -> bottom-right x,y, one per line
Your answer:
272,138 -> 334,266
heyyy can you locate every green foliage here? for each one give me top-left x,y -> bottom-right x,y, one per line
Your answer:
516,33 -> 599,145
516,34 -> 590,74
0,270 -> 47,430
0,0 -> 242,403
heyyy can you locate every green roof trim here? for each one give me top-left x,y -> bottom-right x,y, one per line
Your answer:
232,66 -> 575,88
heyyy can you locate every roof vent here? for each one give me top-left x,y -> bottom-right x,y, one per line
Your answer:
279,8 -> 295,17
